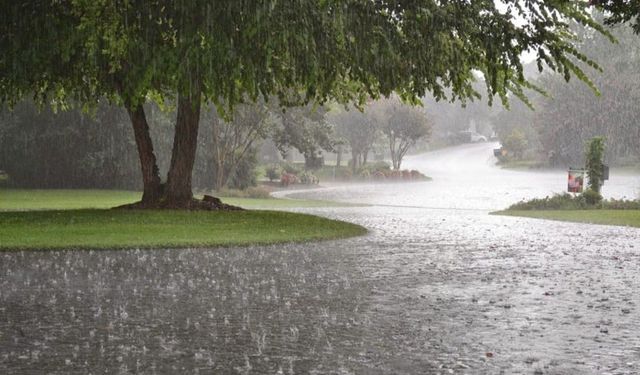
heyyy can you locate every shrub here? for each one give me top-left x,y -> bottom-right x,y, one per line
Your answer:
372,170 -> 386,180
338,168 -> 353,180
358,169 -> 371,180
582,188 -> 603,205
227,152 -> 258,190
368,161 -> 391,172
507,191 -> 639,211
280,162 -> 301,175
389,170 -> 403,179
410,170 -> 422,179
304,155 -> 324,170
299,172 -> 317,184
280,173 -> 298,187
585,137 -> 605,193
501,129 -> 528,160
265,165 -> 280,182
605,198 -> 640,210
508,193 -> 588,210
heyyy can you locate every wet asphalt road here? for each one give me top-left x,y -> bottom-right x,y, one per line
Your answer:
2,143 -> 640,374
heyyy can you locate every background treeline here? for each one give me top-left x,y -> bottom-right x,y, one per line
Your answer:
493,20 -> 640,167
0,96 -> 431,189
0,101 -> 144,189
0,100 -> 322,190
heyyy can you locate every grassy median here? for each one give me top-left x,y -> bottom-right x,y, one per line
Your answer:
494,209 -> 640,228
0,189 -> 349,211
0,189 -> 367,250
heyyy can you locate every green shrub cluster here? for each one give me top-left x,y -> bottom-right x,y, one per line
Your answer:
312,161 -> 431,182
508,191 -> 639,211
265,165 -> 280,182
362,161 -> 392,173
280,162 -> 302,175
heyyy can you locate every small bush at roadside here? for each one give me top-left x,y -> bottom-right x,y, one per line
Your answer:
508,192 -> 639,211
280,162 -> 301,175
265,165 -> 280,182
582,188 -> 603,205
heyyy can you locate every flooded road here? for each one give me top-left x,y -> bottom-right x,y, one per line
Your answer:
282,142 -> 640,210
2,143 -> 640,374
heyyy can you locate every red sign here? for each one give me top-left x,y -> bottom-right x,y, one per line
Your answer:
568,169 -> 585,193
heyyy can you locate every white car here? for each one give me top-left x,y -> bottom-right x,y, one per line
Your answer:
459,131 -> 487,143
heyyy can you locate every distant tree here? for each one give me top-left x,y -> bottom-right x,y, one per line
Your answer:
265,165 -> 280,182
532,21 -> 640,166
423,80 -> 500,147
207,102 -> 274,191
501,129 -> 528,160
0,101 -> 141,189
592,1 -> 640,33
384,103 -> 432,170
271,103 -> 335,168
490,66 -> 543,159
329,106 -> 380,173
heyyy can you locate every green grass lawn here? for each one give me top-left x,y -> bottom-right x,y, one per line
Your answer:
0,189 -> 349,211
0,189 -> 366,250
496,159 -> 546,170
494,209 -> 640,228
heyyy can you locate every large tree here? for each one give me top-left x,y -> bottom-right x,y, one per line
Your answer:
0,1 -> 616,208
271,103 -> 334,167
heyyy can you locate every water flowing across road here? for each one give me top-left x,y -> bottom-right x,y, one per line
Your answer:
279,142 -> 640,210
2,143 -> 640,374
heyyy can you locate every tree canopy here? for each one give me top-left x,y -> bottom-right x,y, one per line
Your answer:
592,0 -> 640,33
0,1 -> 626,208
2,1 -> 615,108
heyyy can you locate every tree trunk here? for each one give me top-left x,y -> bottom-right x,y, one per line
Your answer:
351,150 -> 359,174
211,118 -> 227,191
214,160 -> 226,191
165,90 -> 202,206
389,136 -> 400,170
336,145 -> 342,167
125,103 -> 162,204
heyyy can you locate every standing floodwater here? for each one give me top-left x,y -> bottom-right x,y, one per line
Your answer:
2,144 -> 640,374
281,142 -> 640,210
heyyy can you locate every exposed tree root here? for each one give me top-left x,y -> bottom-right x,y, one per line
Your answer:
114,195 -> 244,211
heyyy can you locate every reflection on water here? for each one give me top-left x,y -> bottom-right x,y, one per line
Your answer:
2,143 -> 640,374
